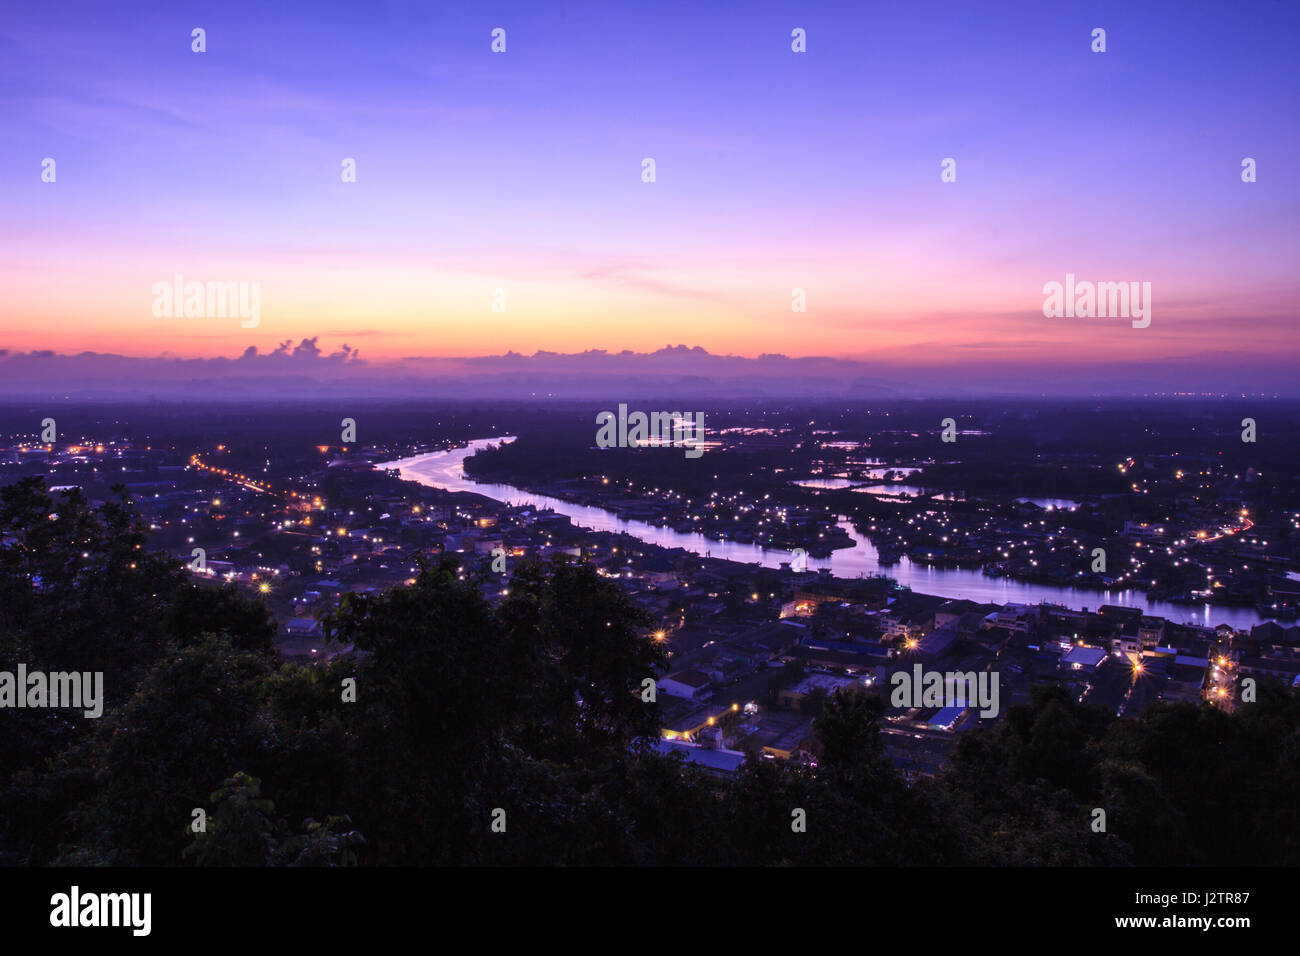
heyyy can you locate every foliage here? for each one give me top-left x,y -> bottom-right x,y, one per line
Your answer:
2,480 -> 1298,865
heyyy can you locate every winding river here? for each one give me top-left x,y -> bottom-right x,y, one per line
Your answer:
381,437 -> 1268,630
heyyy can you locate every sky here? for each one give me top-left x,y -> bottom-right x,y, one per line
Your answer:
1,0 -> 1297,389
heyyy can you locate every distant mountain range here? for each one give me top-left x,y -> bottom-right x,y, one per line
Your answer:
0,342 -> 1288,400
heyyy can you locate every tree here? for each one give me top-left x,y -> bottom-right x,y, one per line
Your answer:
71,634 -> 274,864
496,557 -> 666,760
164,582 -> 277,654
320,557 -> 521,863
814,687 -> 886,776
184,773 -> 277,866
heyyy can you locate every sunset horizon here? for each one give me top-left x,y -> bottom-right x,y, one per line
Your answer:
5,0 -> 1297,381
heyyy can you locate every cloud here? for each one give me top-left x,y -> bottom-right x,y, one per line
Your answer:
0,341 -> 1294,400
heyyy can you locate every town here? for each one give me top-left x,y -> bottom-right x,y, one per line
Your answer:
3,398 -> 1295,782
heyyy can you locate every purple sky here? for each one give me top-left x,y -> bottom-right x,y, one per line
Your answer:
2,0 -> 1297,394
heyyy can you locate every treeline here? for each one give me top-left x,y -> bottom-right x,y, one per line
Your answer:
1,478 -> 1297,866
464,422 -> 811,500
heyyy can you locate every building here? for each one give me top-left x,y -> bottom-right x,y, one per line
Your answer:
788,637 -> 891,672
654,739 -> 746,776
928,706 -> 967,731
1139,617 -> 1166,649
659,670 -> 713,700
661,702 -> 739,742
916,623 -> 960,661
739,711 -> 817,760
992,603 -> 1039,633
1061,645 -> 1107,672
777,673 -> 864,710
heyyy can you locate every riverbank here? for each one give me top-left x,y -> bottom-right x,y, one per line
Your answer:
380,438 -> 1270,630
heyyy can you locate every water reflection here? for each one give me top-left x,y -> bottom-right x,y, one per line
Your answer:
381,438 -> 1265,629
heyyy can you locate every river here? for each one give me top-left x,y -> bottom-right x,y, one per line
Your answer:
380,437 -> 1268,630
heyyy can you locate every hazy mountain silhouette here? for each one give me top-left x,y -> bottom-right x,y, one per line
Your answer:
0,341 -> 1289,400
